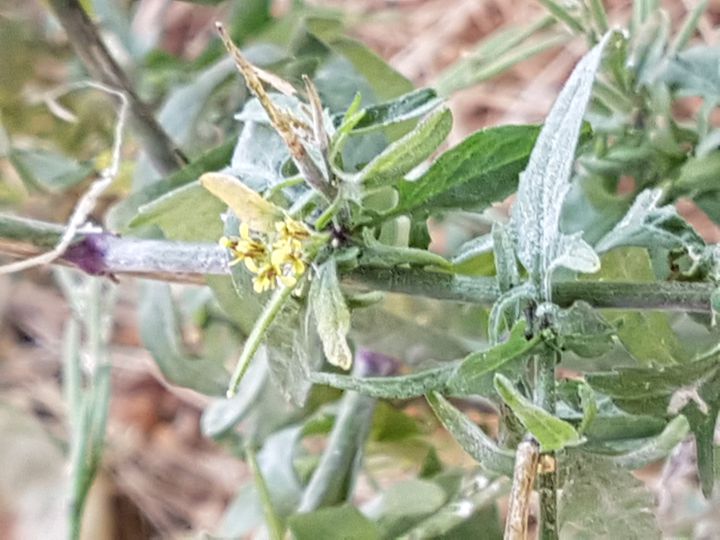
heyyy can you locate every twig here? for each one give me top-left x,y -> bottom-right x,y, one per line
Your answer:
0,215 -> 718,311
0,82 -> 127,275
504,438 -> 540,540
47,0 -> 186,175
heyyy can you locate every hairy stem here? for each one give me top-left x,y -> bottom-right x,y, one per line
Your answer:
534,349 -> 560,540
0,215 -> 716,312
48,0 -> 186,175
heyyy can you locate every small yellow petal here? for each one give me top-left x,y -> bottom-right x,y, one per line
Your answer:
278,274 -> 296,288
240,222 -> 251,240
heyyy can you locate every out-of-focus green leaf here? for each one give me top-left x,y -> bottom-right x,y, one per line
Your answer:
201,356 -> 269,438
304,16 -> 413,101
138,282 -> 227,395
391,125 -> 539,218
559,455 -> 661,539
288,506 -> 380,540
675,151 -> 720,197
355,106 -> 452,188
358,228 -> 451,269
297,388 -> 376,511
364,478 -> 447,538
9,148 -> 93,192
611,415 -> 690,469
661,45 -> 720,98
129,181 -> 226,242
107,140 -> 234,231
494,374 -> 584,452
426,392 -> 515,476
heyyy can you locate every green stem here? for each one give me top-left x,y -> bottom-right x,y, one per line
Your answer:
226,285 -> 294,397
534,348 -> 560,540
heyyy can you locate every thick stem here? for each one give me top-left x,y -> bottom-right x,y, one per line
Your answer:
0,215 -> 716,312
534,349 -> 560,540
47,0 -> 186,175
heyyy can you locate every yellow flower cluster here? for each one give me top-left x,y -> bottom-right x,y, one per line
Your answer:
220,217 -> 311,293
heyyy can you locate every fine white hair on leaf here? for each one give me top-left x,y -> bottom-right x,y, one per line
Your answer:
0,81 -> 128,275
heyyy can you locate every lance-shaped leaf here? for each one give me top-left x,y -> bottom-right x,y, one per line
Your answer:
494,373 -> 584,451
510,35 -> 611,300
310,259 -> 353,370
355,106 -> 452,187
553,301 -> 616,358
200,172 -> 285,233
595,188 -> 704,254
332,88 -> 442,133
309,321 -> 538,400
391,125 -> 540,218
427,392 -> 515,476
611,415 -> 690,470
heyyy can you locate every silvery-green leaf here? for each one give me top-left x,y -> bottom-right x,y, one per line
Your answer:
511,35 -> 610,300
310,259 -> 353,370
595,188 -> 704,254
559,455 -> 661,539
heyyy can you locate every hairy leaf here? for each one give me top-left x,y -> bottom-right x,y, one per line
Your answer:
559,455 -> 661,539
356,106 -> 452,187
595,189 -> 704,254
511,35 -> 610,299
392,125 -> 539,217
333,88 -> 442,133
310,260 -> 353,370
494,374 -> 583,451
426,392 -> 515,476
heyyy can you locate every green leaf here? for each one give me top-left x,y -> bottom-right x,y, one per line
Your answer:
494,373 -> 584,451
129,181 -> 226,242
310,365 -> 453,400
107,140 -> 234,231
611,415 -> 690,469
9,148 -> 93,193
492,223 -> 520,293
246,443 -> 285,540
288,506 -> 380,540
297,389 -> 376,511
553,301 -> 616,358
510,35 -> 610,299
304,16 -> 413,102
339,88 -> 442,133
436,18 -> 565,96
365,479 -> 448,538
559,455 -> 661,539
661,45 -> 720,99
445,321 -> 542,396
675,151 -> 720,197
585,352 -> 720,403
355,106 -> 452,188
426,392 -> 515,475
595,189 -> 704,254
586,248 -> 686,365
137,283 -> 227,395
310,259 -> 353,370
577,383 -> 598,435
391,125 -> 540,217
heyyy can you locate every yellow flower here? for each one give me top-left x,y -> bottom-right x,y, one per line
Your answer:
275,216 -> 310,249
252,262 -> 297,293
271,240 -> 306,276
220,222 -> 267,270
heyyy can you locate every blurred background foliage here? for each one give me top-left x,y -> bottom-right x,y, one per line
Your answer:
1,0 -> 720,538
